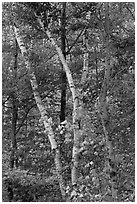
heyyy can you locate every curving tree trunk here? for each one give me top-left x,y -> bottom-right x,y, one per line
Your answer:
35,12 -> 89,186
14,24 -> 66,200
45,29 -> 80,186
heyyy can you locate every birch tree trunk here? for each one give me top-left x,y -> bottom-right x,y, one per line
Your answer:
46,30 -> 79,185
40,27 -> 80,186
14,24 -> 66,200
81,29 -> 89,85
98,3 -> 117,200
35,13 -> 88,186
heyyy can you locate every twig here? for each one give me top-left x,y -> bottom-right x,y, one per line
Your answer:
126,5 -> 135,21
66,28 -> 86,54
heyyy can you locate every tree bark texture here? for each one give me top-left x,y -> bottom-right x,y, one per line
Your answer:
81,29 -> 89,85
33,12 -> 89,185
14,24 -> 66,200
44,29 -> 80,185
58,3 -> 69,171
46,30 -> 80,184
60,2 -> 67,123
10,39 -> 18,169
99,3 -> 117,200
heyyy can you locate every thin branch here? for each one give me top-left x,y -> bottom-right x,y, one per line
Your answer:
126,5 -> 135,21
2,96 -> 11,106
120,23 -> 133,34
66,28 -> 86,55
45,52 -> 57,63
94,3 -> 103,22
2,104 -> 12,109
65,36 -> 70,52
15,104 -> 36,135
18,70 -> 29,80
109,66 -> 129,93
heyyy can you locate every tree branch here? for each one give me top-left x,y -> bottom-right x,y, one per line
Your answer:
66,28 -> 86,55
126,5 -> 135,21
15,105 -> 35,135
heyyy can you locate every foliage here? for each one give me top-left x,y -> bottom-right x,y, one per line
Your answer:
3,170 -> 62,202
2,2 -> 134,202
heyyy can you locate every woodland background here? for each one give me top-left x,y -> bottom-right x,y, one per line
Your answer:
2,2 -> 135,202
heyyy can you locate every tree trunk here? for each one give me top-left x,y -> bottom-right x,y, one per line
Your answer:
98,3 -> 117,200
95,47 -> 99,96
10,39 -> 18,169
60,71 -> 67,123
60,2 -> 67,123
71,28 -> 90,185
14,24 -> 66,200
10,94 -> 18,169
81,29 -> 89,85
59,3 -> 67,166
35,13 -> 88,186
45,29 -> 80,185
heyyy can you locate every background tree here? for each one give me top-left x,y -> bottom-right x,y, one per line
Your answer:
2,2 -> 134,202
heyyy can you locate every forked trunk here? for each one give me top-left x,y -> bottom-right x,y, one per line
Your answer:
34,13 -> 89,186
44,29 -> 79,185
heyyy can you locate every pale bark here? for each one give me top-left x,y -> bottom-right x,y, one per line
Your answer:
14,25 -> 57,149
34,14 -> 88,185
34,15 -> 77,107
70,29 -> 90,185
71,29 -> 90,185
98,3 -> 117,200
46,30 -> 80,185
81,29 -> 89,85
71,28 -> 90,184
45,31 -> 80,185
14,24 -> 66,199
42,27 -> 79,185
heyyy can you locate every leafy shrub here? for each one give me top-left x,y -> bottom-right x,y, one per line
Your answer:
3,169 -> 62,202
